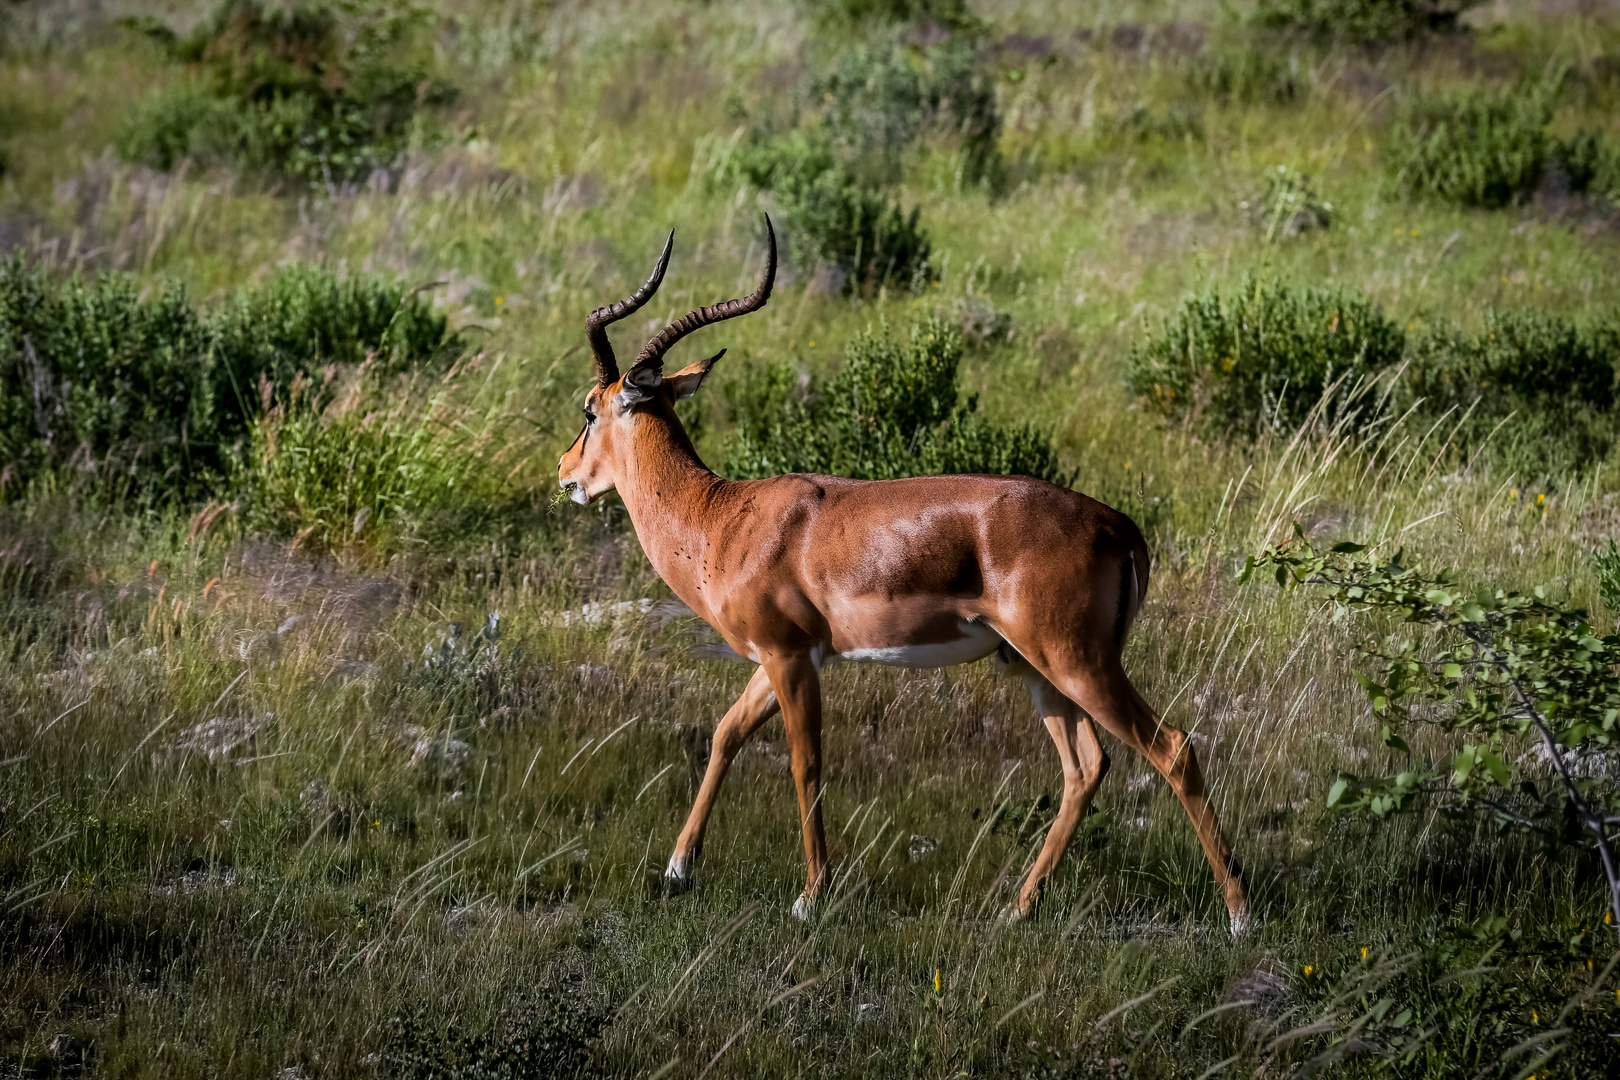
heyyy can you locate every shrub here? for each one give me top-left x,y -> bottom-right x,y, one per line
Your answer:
1127,273 -> 1406,436
0,258 -> 457,499
1253,0 -> 1485,43
119,0 -> 454,184
811,39 -> 1002,189
1254,165 -> 1334,236
723,317 -> 1071,485
232,367 -> 531,552
1385,84 -> 1556,208
382,994 -> 606,1080
1188,48 -> 1300,106
734,134 -> 933,293
1552,128 -> 1620,199
1248,535 -> 1620,936
1403,309 -> 1620,474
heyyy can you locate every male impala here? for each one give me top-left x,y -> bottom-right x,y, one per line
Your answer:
558,219 -> 1249,932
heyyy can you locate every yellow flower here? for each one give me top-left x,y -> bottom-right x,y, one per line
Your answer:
1410,229 -> 1418,237
1303,964 -> 1314,977
1531,1008 -> 1539,1023
1510,488 -> 1519,499
1361,947 -> 1369,961
1536,493 -> 1545,505
808,341 -> 816,347
934,969 -> 943,993
495,296 -> 504,305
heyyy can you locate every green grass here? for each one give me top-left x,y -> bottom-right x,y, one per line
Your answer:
1,1 -> 1620,1076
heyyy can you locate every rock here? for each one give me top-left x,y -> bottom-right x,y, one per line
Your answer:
170,715 -> 271,763
409,733 -> 472,777
908,834 -> 940,861
575,664 -> 616,688
47,1033 -> 82,1077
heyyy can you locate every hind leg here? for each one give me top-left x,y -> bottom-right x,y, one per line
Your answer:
1045,659 -> 1248,933
998,656 -> 1110,919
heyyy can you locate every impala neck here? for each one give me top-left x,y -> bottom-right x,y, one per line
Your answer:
613,407 -> 726,606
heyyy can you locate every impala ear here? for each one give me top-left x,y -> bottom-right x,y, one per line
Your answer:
615,364 -> 662,409
666,349 -> 725,401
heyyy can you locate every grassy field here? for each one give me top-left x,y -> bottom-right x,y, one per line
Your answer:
3,0 -> 1620,1076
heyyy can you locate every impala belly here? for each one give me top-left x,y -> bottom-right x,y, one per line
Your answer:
820,616 -> 1003,669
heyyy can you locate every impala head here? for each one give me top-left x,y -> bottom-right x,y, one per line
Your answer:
558,216 -> 776,504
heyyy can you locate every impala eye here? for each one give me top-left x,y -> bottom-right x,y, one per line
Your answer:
583,407 -> 596,424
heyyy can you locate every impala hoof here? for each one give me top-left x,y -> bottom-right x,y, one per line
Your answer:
1000,900 -> 1038,924
1229,907 -> 1252,937
663,853 -> 694,895
791,893 -> 815,921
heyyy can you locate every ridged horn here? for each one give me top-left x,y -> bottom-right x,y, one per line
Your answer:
627,215 -> 776,378
586,230 -> 674,387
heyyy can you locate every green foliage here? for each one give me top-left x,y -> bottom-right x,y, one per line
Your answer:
1127,272 -> 1405,436
233,371 -> 527,552
1188,47 -> 1300,106
1553,128 -> 1620,200
382,994 -> 607,1079
723,317 -> 1071,484
1256,164 -> 1334,236
1596,540 -> 1620,614
816,41 -> 1001,187
1246,531 -> 1620,932
1402,309 -> 1620,475
732,134 -> 933,293
1384,81 -> 1576,208
1296,919 -> 1619,1075
119,0 -> 454,184
0,258 -> 456,499
1254,0 -> 1485,43
807,0 -> 977,29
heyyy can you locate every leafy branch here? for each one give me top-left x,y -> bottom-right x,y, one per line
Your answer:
1243,528 -> 1620,938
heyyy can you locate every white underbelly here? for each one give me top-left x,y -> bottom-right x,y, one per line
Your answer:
822,619 -> 1003,670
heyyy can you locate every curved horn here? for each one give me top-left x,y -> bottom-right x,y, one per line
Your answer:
586,230 -> 674,387
628,215 -> 776,376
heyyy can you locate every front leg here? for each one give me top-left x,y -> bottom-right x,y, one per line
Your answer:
667,666 -> 781,891
761,653 -> 828,919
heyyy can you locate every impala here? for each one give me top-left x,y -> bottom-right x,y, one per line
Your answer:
558,218 -> 1249,932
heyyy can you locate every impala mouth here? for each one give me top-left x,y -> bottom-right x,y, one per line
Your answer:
560,479 -> 590,505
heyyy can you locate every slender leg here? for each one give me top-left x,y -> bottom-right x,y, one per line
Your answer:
760,653 -> 828,919
1003,664 -> 1110,919
665,666 -> 781,890
1049,660 -> 1249,933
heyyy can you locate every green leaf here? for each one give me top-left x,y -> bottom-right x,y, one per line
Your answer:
1381,724 -> 1410,754
1330,541 -> 1366,553
1327,777 -> 1349,807
1238,555 -> 1257,584
1442,662 -> 1463,679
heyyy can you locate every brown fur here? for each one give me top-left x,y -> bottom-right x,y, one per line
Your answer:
558,239 -> 1248,928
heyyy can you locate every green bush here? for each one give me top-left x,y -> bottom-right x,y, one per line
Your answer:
734,134 -> 933,293
723,317 -> 1071,484
1188,48 -> 1300,106
1127,273 -> 1406,436
1553,128 -> 1620,199
119,0 -> 454,184
233,372 -> 526,552
1403,309 -> 1620,474
1254,165 -> 1334,236
1254,0 -> 1485,43
0,258 -> 457,499
815,41 -> 1001,187
382,994 -> 606,1080
1385,84 -> 1556,208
